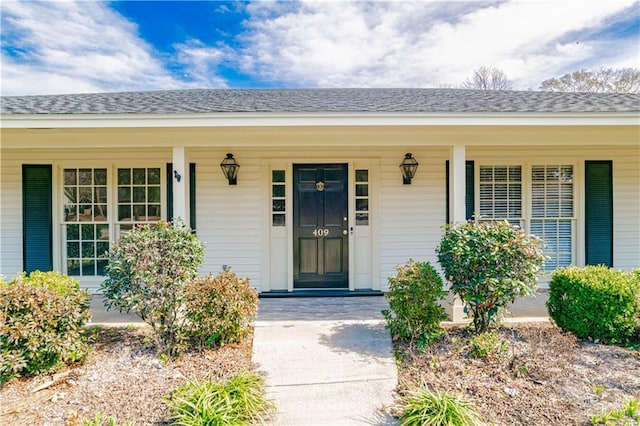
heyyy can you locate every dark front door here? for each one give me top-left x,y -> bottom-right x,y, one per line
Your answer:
293,164 -> 349,288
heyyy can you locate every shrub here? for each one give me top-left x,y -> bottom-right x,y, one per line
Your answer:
182,269 -> 258,347
0,271 -> 90,383
397,386 -> 481,426
548,266 -> 640,343
437,220 -> 545,334
382,260 -> 447,350
168,371 -> 273,425
101,220 -> 204,356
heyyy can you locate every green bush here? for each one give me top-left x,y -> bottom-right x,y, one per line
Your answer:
397,386 -> 481,426
382,260 -> 447,350
0,271 -> 90,383
101,220 -> 204,356
437,220 -> 545,334
168,371 -> 273,425
182,269 -> 258,347
548,266 -> 640,343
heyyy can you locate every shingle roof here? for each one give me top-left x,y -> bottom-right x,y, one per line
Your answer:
1,88 -> 639,114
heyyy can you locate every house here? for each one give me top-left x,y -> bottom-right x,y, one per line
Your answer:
1,89 -> 639,314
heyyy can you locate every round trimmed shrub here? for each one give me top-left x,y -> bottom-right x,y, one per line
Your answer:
0,271 -> 90,383
437,220 -> 545,334
182,269 -> 258,347
548,266 -> 640,343
382,260 -> 447,350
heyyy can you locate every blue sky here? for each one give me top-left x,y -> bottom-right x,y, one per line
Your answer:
1,0 -> 639,95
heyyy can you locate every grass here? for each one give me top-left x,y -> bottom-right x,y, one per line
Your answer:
167,371 -> 274,425
396,385 -> 482,426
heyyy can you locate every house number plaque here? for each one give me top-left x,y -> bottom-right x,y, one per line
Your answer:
312,228 -> 330,237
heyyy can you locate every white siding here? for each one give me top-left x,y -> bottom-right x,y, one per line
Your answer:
1,141 -> 638,295
189,148 -> 263,290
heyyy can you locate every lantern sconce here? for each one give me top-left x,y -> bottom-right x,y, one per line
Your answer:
173,170 -> 181,182
400,153 -> 419,185
220,153 -> 239,185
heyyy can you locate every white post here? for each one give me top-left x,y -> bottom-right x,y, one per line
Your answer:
172,146 -> 189,224
447,144 -> 467,321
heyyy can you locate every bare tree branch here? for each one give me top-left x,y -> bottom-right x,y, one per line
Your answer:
462,66 -> 513,90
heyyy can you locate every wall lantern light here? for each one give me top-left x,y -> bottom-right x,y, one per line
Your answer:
220,153 -> 239,185
400,153 -> 419,184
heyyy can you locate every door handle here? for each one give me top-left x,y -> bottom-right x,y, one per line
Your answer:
343,229 -> 348,235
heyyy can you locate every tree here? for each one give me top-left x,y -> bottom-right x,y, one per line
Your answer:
462,66 -> 513,90
540,67 -> 640,93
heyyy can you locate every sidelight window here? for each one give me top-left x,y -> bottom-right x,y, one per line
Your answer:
272,170 -> 286,226
355,170 -> 369,225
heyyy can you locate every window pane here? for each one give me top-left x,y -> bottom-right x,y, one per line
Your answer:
95,205 -> 107,220
356,199 -> 368,211
272,170 -> 285,183
96,242 -> 109,257
82,259 -> 95,276
147,168 -> 161,184
94,169 -> 107,185
79,187 -> 92,203
148,186 -> 160,203
118,169 -> 131,185
273,199 -> 286,212
272,214 -> 285,226
65,204 -> 78,222
97,224 -> 109,240
67,224 -> 79,240
355,170 -> 368,182
133,187 -> 146,203
148,204 -> 161,219
133,205 -> 145,220
356,184 -> 368,196
133,168 -> 146,184
356,213 -> 369,225
64,169 -> 77,185
119,205 -> 131,221
81,224 -> 95,240
67,242 -> 79,258
272,185 -> 285,197
67,260 -> 80,276
79,169 -> 92,185
96,259 -> 108,276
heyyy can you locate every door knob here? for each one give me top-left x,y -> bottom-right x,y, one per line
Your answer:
343,229 -> 348,235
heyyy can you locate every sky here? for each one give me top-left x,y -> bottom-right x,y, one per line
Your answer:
1,0 -> 639,96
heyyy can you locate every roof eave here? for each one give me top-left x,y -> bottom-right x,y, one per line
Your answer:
1,111 -> 638,129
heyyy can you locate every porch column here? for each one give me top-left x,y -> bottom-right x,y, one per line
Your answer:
447,144 -> 467,322
449,144 -> 466,223
172,146 -> 190,223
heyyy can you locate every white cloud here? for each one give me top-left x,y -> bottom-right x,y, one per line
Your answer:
0,0 -> 225,95
233,0 -> 639,89
1,0 -> 638,95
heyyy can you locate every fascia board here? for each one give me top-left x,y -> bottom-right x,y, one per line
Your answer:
1,111 -> 639,129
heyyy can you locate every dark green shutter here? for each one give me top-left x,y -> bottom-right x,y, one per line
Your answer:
22,165 -> 53,272
166,163 -> 196,230
446,160 -> 475,222
585,161 -> 613,266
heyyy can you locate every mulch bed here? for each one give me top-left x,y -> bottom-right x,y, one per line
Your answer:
396,322 -> 640,425
0,326 -> 255,425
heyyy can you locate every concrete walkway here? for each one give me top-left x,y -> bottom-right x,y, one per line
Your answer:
253,297 -> 397,426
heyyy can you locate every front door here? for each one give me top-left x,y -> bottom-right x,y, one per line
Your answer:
293,164 -> 349,288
